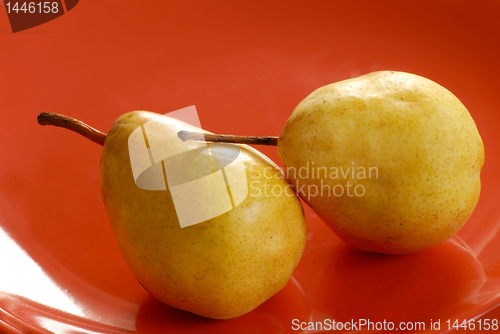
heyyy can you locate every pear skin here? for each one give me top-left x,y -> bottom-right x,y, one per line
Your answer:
278,71 -> 484,254
100,111 -> 306,319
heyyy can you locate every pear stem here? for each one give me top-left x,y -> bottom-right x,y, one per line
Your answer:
178,130 -> 279,146
37,113 -> 279,147
37,112 -> 107,146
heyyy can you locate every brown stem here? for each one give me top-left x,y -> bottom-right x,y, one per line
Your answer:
178,130 -> 278,146
37,112 -> 107,146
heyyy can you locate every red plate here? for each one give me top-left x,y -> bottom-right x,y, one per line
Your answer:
1,1 -> 499,333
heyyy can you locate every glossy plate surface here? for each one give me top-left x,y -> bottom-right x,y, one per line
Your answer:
1,1 -> 500,333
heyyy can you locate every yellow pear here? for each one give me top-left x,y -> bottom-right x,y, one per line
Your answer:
99,111 -> 306,319
277,71 -> 484,254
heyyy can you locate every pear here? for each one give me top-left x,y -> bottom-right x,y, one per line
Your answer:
178,71 -> 485,254
277,71 -> 484,254
38,111 -> 306,319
